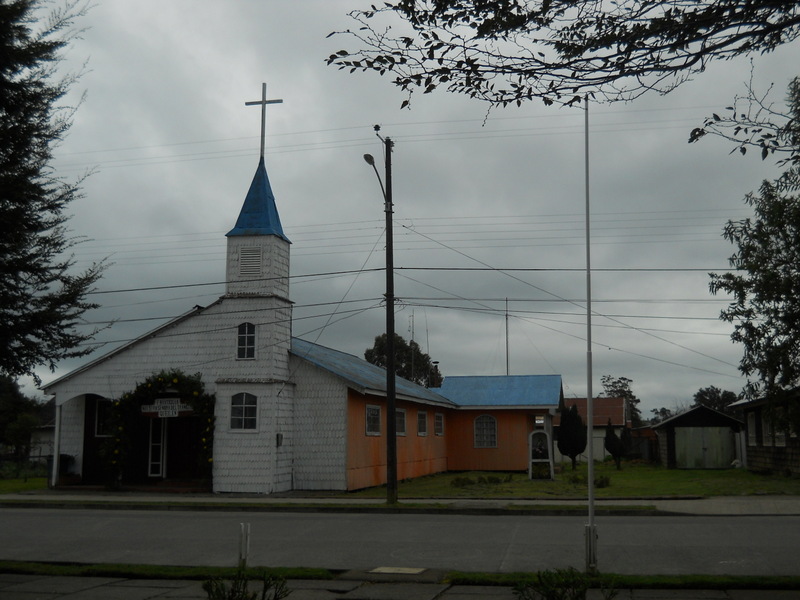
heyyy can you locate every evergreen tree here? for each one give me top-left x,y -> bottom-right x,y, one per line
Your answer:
556,402 -> 587,471
603,419 -> 625,470
364,333 -> 443,388
0,375 -> 40,465
1,0 -> 105,383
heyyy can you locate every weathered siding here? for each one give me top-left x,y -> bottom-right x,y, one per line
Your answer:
345,394 -> 450,490
445,410 -> 539,471
213,382 -> 291,493
290,358 -> 348,490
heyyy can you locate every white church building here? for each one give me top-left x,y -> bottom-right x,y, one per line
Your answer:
43,89 -> 564,493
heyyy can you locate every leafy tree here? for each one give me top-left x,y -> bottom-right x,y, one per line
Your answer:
556,402 -> 586,471
327,1 -> 800,108
0,375 -> 40,468
709,156 -> 800,426
690,76 -> 800,166
1,0 -> 105,384
649,406 -> 674,425
600,375 -> 642,428
365,333 -> 444,388
692,386 -> 739,416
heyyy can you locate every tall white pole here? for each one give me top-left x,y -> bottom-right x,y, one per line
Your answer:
584,96 -> 598,572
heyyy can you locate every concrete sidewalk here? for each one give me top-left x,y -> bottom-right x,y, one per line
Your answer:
1,573 -> 798,600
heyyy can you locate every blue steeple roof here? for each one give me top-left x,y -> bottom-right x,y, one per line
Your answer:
226,157 -> 290,242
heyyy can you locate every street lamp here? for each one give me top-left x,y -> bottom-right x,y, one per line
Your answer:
364,135 -> 398,505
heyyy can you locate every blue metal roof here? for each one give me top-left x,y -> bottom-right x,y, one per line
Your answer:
291,338 -> 455,406
226,157 -> 290,241
432,375 -> 562,407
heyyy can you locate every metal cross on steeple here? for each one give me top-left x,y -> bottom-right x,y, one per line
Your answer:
245,83 -> 283,158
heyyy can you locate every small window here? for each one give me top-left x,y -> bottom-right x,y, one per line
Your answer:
474,414 -> 497,448
747,412 -> 757,446
417,411 -> 428,436
95,399 -> 114,437
237,323 -> 255,359
366,405 -> 381,436
396,409 -> 406,436
434,413 -> 444,436
231,393 -> 257,430
239,247 -> 262,276
761,410 -> 774,447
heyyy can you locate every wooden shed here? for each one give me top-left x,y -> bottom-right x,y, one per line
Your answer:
653,405 -> 743,469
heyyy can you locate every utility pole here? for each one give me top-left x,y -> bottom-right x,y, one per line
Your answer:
383,135 -> 398,505
363,131 -> 397,505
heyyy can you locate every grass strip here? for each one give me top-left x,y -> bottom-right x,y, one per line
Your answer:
446,571 -> 800,590
0,560 -> 333,581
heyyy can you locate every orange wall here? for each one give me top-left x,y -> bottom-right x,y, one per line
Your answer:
346,391 -> 449,490
446,410 -> 545,471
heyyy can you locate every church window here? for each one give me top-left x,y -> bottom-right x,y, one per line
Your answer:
366,405 -> 381,436
239,247 -> 262,276
231,393 -> 257,430
474,415 -> 497,448
417,411 -> 427,436
434,413 -> 444,436
396,409 -> 406,436
237,323 -> 256,359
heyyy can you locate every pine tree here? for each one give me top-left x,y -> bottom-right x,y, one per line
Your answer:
556,403 -> 587,471
1,0 -> 104,383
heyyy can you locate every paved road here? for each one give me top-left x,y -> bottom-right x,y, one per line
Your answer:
3,507 -> 799,575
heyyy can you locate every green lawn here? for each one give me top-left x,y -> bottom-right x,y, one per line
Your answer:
3,461 -> 800,499
0,477 -> 48,494
347,461 -> 800,499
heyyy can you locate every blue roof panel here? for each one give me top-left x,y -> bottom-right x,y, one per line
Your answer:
433,375 -> 562,407
291,337 -> 454,406
226,157 -> 290,241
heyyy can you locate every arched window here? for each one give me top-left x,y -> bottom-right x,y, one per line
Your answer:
237,323 -> 255,359
231,393 -> 257,430
474,415 -> 497,448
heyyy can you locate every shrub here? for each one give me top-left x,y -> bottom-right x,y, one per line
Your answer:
450,476 -> 476,488
514,567 -> 617,600
594,475 -> 611,489
203,567 -> 289,600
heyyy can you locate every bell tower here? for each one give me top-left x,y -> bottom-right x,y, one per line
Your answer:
225,83 -> 290,299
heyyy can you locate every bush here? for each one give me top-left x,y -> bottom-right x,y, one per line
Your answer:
203,567 -> 289,600
514,568 -> 617,600
450,476 -> 476,488
594,475 -> 611,489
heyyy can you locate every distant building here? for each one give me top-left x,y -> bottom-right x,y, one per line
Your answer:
730,395 -> 799,475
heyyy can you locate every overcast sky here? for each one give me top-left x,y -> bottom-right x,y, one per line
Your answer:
29,1 -> 798,417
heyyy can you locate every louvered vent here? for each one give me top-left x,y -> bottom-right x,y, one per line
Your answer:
239,247 -> 262,276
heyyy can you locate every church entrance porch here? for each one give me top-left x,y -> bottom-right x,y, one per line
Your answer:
77,371 -> 215,490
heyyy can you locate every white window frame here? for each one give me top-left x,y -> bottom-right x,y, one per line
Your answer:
474,414 -> 497,448
747,412 -> 757,446
417,411 -> 428,436
230,393 -> 258,431
237,322 -> 256,360
434,413 -> 444,436
396,408 -> 406,436
366,405 -> 381,436
761,410 -> 774,447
